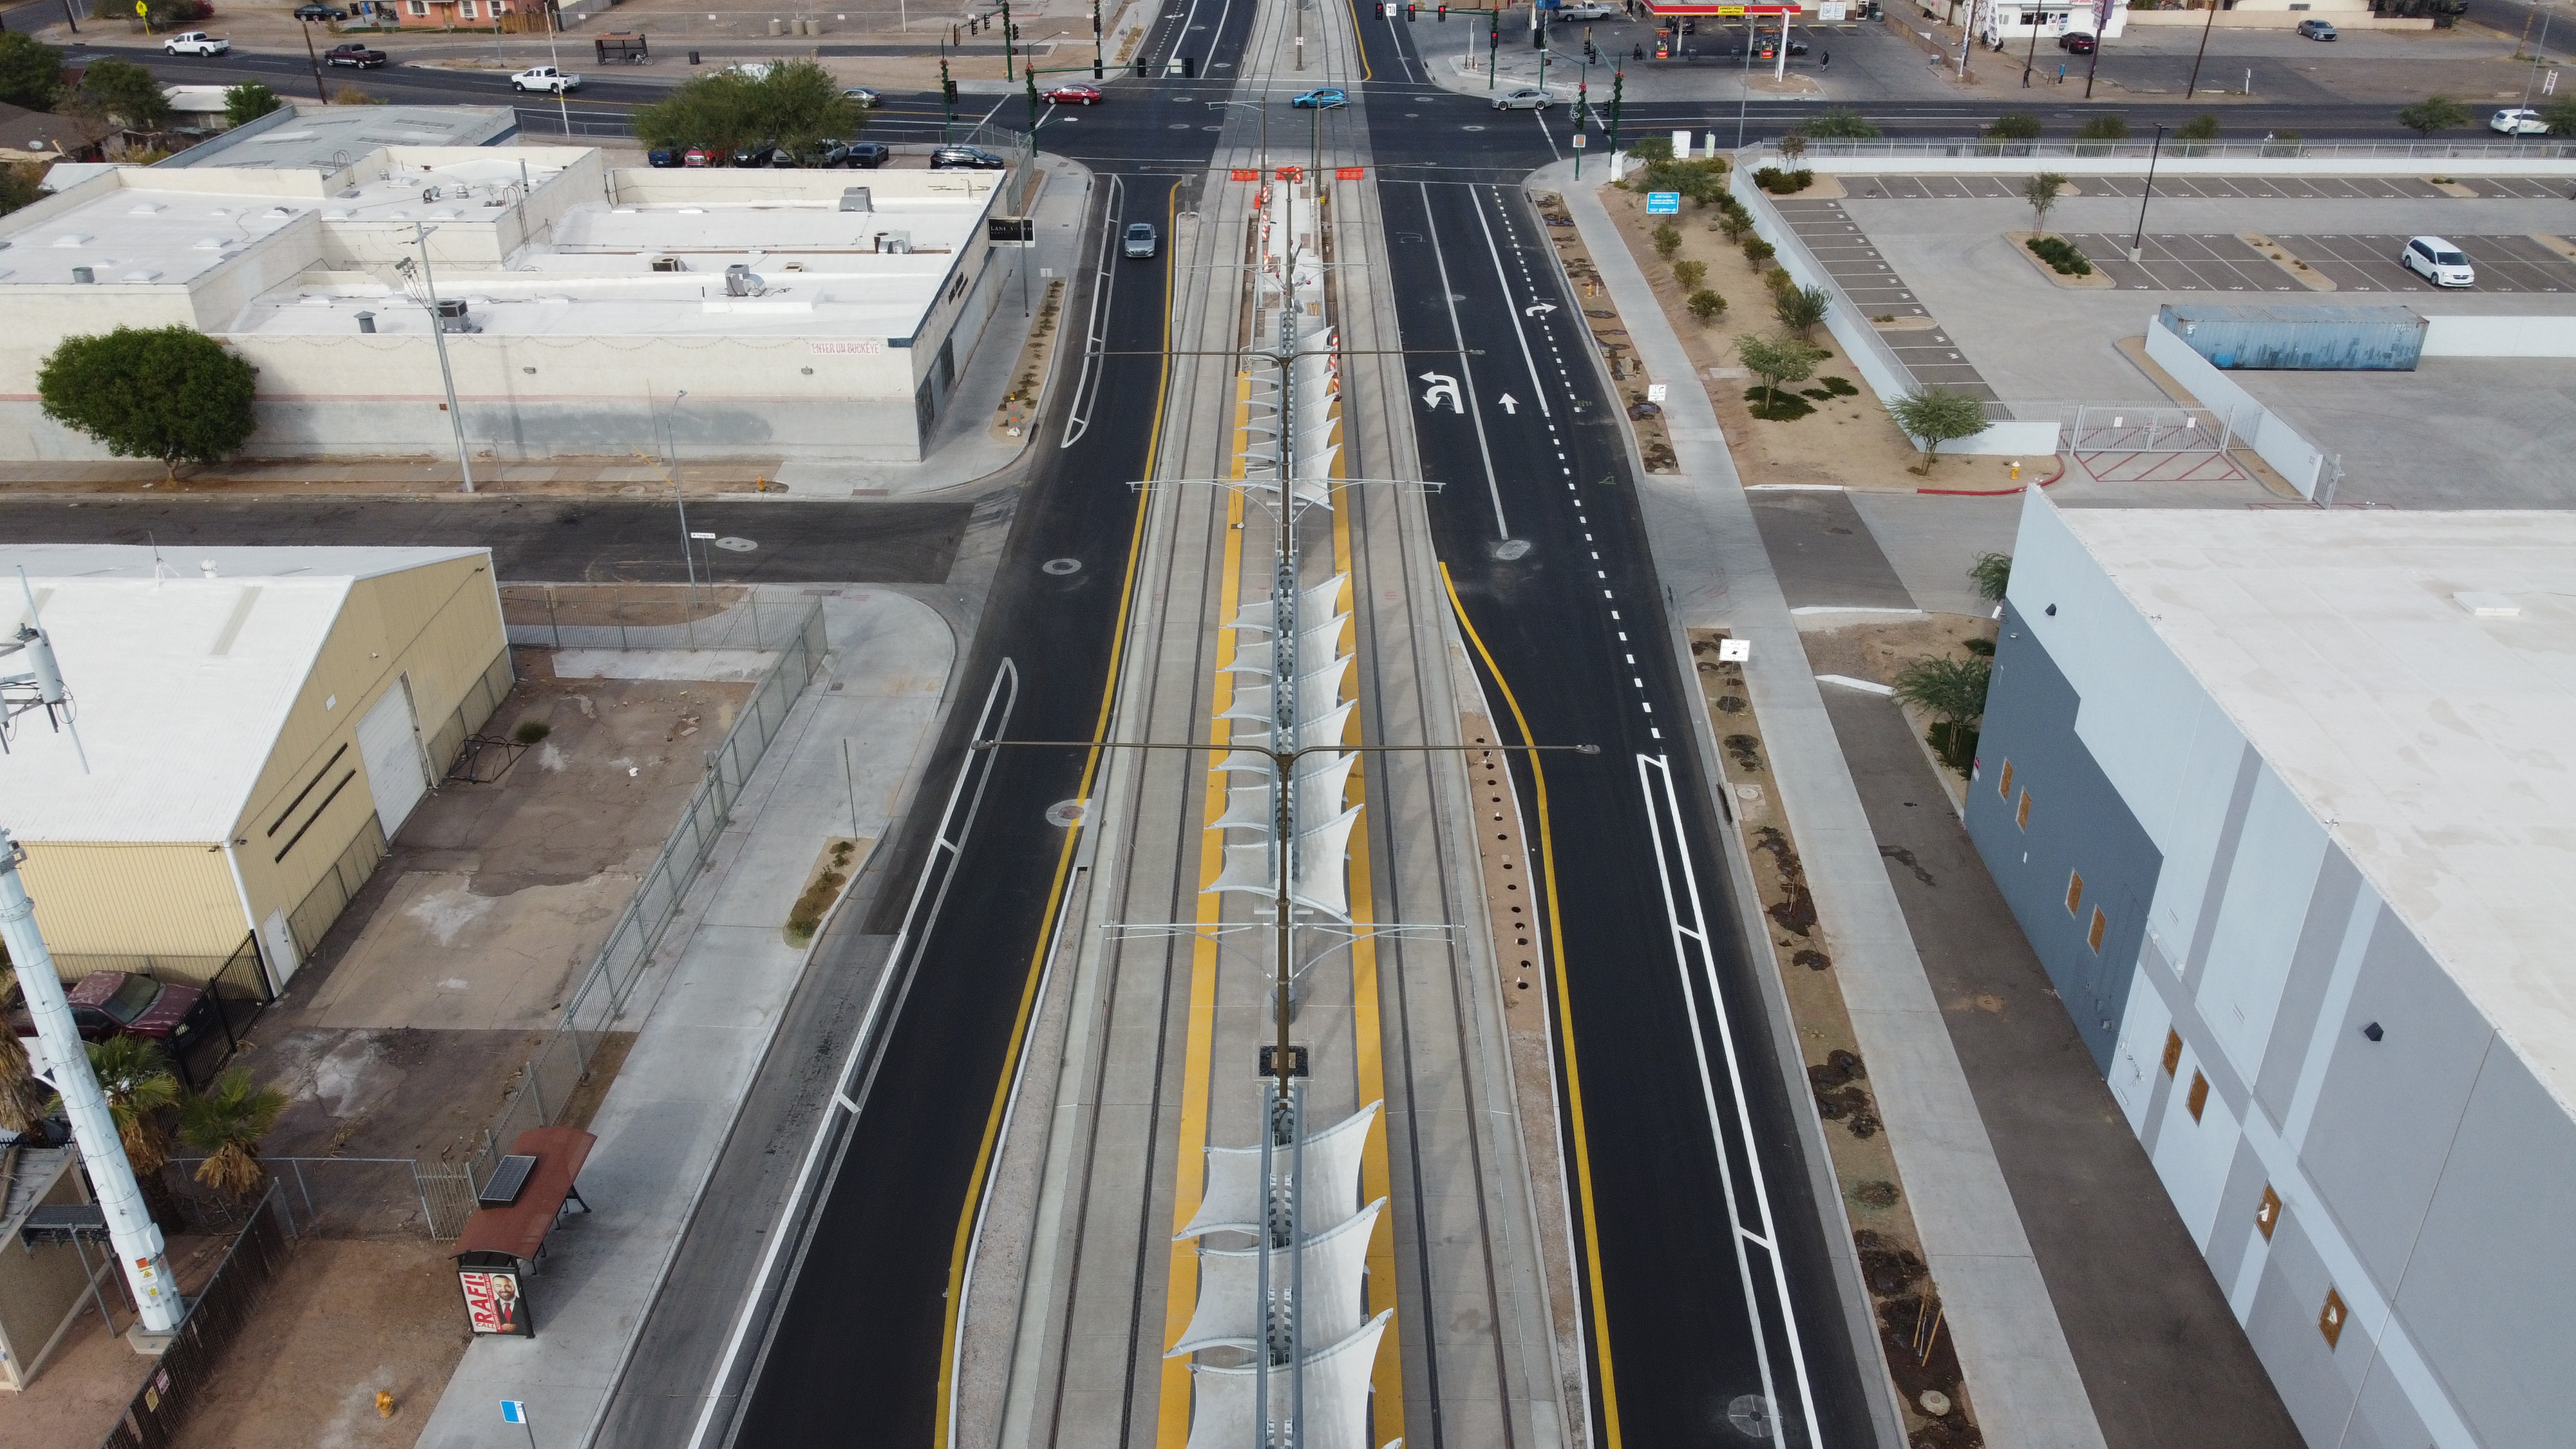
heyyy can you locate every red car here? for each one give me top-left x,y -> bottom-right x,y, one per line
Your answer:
1043,84 -> 1104,106
9,972 -> 218,1070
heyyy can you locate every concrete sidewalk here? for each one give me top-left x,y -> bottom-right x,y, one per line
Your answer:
411,585 -> 956,1449
1540,157 -> 2109,1449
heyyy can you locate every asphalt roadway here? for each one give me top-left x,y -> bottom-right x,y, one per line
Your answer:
0,498 -> 969,585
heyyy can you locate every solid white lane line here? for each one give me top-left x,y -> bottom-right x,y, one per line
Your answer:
1417,181 -> 1512,540
1469,184 -> 1553,418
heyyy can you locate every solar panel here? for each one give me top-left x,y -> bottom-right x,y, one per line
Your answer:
479,1155 -> 538,1208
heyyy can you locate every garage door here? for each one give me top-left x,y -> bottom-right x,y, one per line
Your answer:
355,681 -> 430,839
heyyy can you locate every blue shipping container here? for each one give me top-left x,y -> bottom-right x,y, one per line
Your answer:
2157,303 -> 2426,371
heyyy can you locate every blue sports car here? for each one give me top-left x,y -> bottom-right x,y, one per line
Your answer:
1292,88 -> 1350,110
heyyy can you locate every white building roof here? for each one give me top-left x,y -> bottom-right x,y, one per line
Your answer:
155,105 -> 517,172
2051,507 -> 2576,1110
0,545 -> 485,844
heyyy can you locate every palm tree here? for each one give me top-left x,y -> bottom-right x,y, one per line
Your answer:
86,1035 -> 180,1175
0,964 -> 53,1138
178,1069 -> 287,1199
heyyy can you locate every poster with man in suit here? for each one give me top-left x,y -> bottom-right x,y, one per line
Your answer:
460,1268 -> 533,1337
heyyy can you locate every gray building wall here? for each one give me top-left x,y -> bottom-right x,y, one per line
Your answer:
1965,600 -> 2162,1070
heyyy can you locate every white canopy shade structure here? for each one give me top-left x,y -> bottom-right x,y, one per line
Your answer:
1177,1101 -> 1381,1240
1182,1311 -> 1395,1449
1166,1198 -> 1386,1356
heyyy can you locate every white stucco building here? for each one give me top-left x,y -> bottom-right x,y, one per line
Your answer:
0,108 -> 1021,463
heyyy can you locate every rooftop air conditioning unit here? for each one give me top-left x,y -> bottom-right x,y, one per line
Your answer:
723,263 -> 764,297
838,187 -> 872,213
880,231 -> 912,254
434,298 -> 476,333
650,256 -> 685,272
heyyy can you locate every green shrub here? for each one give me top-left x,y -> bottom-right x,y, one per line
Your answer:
2074,113 -> 2129,143
2025,234 -> 2094,276
1672,258 -> 1707,289
1742,238 -> 1776,267
1754,166 -> 1814,194
1653,222 -> 1682,258
1984,112 -> 2043,142
1688,289 -> 1726,321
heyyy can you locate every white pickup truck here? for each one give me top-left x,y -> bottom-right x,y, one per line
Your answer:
511,66 -> 581,93
162,32 -> 231,56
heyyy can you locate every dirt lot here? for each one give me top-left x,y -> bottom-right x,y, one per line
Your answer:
1598,182 -> 2034,495
243,652 -> 751,1174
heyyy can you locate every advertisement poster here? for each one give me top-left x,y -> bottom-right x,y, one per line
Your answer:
460,1269 -> 532,1337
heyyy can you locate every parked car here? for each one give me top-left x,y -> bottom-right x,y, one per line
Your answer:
7,972 -> 219,1073
2295,18 -> 2338,39
2400,234 -> 2475,287
1043,83 -> 1104,105
843,86 -> 882,108
1124,221 -> 1159,258
1557,3 -> 1616,18
930,145 -> 1007,169
511,66 -> 580,93
292,3 -> 350,18
325,41 -> 387,68
1492,87 -> 1552,111
1291,88 -> 1349,109
844,140 -> 891,169
162,32 -> 231,56
2490,107 -> 2551,135
795,139 -> 852,167
2057,30 -> 2096,54
648,147 -> 684,168
683,146 -> 718,167
732,142 -> 790,167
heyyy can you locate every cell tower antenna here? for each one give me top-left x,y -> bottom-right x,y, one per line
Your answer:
2,566 -> 89,773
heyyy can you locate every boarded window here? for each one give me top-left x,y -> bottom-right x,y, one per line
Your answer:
2318,1289 -> 2347,1349
2065,871 -> 2085,915
2088,907 -> 2108,953
2016,790 -> 2032,829
2257,1185 -> 2281,1240
2187,1070 -> 2210,1122
1998,759 -> 2014,799
2162,1029 -> 2183,1077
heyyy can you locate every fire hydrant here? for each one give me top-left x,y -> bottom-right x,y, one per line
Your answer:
377,1391 -> 396,1419
2009,460 -> 2022,482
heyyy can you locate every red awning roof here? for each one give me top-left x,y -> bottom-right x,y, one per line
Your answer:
452,1126 -> 595,1263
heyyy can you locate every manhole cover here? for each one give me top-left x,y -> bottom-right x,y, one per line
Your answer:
1046,799 -> 1087,827
1492,538 -> 1531,561
713,536 -> 758,552
1043,557 -> 1083,575
1726,1394 -> 1774,1439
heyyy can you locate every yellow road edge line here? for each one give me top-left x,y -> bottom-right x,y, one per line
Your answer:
1332,455 -> 1408,1446
936,179 -> 1183,1449
1154,368 -> 1256,1449
1439,562 -> 1624,1449
1342,0 -> 1377,82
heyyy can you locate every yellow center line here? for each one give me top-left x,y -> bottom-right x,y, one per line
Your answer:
1439,562 -> 1624,1449
934,179 -> 1181,1449
1331,430 -> 1408,1445
1155,368 -> 1255,1448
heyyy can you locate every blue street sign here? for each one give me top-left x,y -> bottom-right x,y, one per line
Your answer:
1645,192 -> 1681,214
502,1401 -> 529,1425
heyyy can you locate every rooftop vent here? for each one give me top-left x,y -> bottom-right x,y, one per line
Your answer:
70,267 -> 93,284
126,202 -> 164,216
121,269 -> 161,282
838,187 -> 872,213
650,256 -> 686,272
193,236 -> 226,250
723,263 -> 764,298
2453,591 -> 2521,619
50,233 -> 90,247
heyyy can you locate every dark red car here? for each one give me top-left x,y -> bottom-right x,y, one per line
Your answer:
9,972 -> 218,1065
1043,83 -> 1104,106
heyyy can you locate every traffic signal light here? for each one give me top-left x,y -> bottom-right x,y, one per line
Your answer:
944,78 -> 960,102
1405,2 -> 1417,19
1437,2 -> 1446,17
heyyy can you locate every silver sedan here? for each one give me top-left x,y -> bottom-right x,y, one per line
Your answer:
1493,87 -> 1553,111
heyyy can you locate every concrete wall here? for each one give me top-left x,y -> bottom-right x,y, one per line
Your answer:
2141,315 -> 2327,497
2420,314 -> 2576,357
1976,490 -> 2576,1449
0,1153 -> 102,1393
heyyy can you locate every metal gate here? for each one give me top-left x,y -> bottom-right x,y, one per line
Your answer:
2067,404 -> 2250,484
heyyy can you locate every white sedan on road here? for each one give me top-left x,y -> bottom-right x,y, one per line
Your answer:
1492,87 -> 1553,111
512,66 -> 582,94
2489,108 -> 2552,135
162,32 -> 230,56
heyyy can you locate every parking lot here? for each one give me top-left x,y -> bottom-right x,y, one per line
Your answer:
2063,232 -> 2298,292
1775,197 -> 1998,398
1844,174 -> 2576,201
2271,232 -> 2576,292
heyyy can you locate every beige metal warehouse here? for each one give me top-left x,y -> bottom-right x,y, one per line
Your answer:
0,545 -> 511,998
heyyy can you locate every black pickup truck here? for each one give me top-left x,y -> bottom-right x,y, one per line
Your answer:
325,41 -> 387,68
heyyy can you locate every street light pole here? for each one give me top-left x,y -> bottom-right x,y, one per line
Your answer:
1,831 -> 184,1338
2128,122 -> 2167,263
402,225 -> 474,495
2183,0 -> 2219,99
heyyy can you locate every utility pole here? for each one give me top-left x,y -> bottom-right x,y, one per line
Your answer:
2183,0 -> 2219,99
402,225 -> 474,495
1093,0 -> 1104,78
300,19 -> 328,104
2023,1 -> 2043,88
2083,3 -> 2104,99
0,831 -> 184,1340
